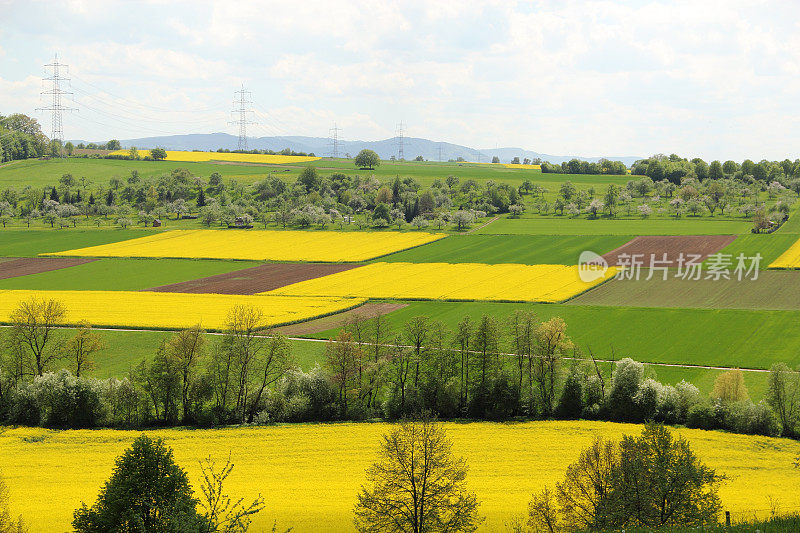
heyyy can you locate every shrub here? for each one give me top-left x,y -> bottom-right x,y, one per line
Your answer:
608,358 -> 643,421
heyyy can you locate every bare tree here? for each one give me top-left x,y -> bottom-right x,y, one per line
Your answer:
225,305 -> 268,423
7,297 -> 67,376
453,316 -> 473,412
354,415 -> 482,533
509,310 -> 536,414
767,363 -> 800,436
166,326 -> 205,423
325,331 -> 362,414
0,470 -> 26,533
246,333 -> 292,422
387,336 -> 411,412
404,316 -> 429,389
66,321 -> 105,377
471,315 -> 499,392
199,455 -> 265,533
533,317 -> 572,417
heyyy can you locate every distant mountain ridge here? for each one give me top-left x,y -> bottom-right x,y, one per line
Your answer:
71,133 -> 642,166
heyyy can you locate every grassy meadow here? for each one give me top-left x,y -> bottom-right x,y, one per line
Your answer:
1,421 -> 797,532
378,234 -> 632,264
306,300 -> 800,371
477,214 -> 752,236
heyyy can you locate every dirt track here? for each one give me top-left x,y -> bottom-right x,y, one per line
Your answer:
601,235 -> 737,267
0,257 -> 96,280
274,302 -> 408,335
145,263 -> 363,295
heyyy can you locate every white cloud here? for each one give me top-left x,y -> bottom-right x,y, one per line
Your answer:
3,0 -> 800,158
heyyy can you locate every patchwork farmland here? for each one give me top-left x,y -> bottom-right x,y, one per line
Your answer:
2,154 -> 800,532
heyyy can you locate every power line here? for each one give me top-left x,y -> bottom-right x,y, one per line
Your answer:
229,84 -> 256,150
328,122 -> 342,158
37,53 -> 76,155
395,121 -> 405,161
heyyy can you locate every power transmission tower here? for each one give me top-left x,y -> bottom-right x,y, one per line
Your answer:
328,122 -> 342,158
229,84 -> 256,151
438,142 -> 443,162
37,53 -> 76,157
395,122 -> 405,161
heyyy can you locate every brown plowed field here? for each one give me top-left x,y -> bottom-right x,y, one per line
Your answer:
145,263 -> 363,295
274,302 -> 408,335
600,235 -> 737,267
0,257 -> 96,280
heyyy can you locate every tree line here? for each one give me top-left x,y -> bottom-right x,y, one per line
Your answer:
0,162 -> 529,232
0,297 -> 796,441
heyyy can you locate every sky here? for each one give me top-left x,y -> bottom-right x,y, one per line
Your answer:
1,0 -> 799,161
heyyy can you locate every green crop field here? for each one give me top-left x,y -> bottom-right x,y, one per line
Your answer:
22,324 -> 764,401
0,228 -> 154,256
714,233 -> 799,267
30,326 -> 327,379
569,271 -> 800,310
477,214 -> 752,236
378,234 -> 632,264
305,300 -> 800,370
0,257 -> 258,291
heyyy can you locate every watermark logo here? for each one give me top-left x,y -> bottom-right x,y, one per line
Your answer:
577,251 -> 763,282
578,250 -> 609,283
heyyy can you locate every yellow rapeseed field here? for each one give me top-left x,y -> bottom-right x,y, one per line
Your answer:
768,237 -> 800,268
0,290 -> 364,330
49,229 -> 446,262
0,421 -> 797,532
502,163 -> 542,170
108,149 -> 320,165
269,262 -> 615,302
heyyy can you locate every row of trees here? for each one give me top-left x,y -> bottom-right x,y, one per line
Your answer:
0,162 -> 529,232
631,153 -> 800,184
533,175 -> 794,226
540,158 -> 629,175
0,298 -> 795,441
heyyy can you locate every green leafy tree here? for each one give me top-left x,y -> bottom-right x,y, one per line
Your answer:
151,147 -> 168,161
612,424 -> 724,527
72,435 -> 207,531
354,149 -> 381,170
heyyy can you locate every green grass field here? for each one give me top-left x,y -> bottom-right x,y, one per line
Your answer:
21,327 -> 327,378
568,271 -> 800,310
306,300 -> 800,370
18,325 -> 765,400
0,157 -> 631,189
714,233 -> 799,267
378,234 -> 632,264
0,257 -> 258,291
477,215 -> 752,236
0,228 -> 157,256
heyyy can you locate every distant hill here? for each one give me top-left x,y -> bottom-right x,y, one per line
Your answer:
70,133 -> 642,166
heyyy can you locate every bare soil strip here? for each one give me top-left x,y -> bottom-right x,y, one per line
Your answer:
273,302 -> 408,335
0,257 -> 97,280
145,262 -> 363,295
601,235 -> 737,267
